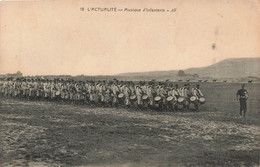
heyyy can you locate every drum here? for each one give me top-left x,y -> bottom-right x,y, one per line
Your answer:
56,91 -> 61,96
118,93 -> 124,99
130,94 -> 136,100
177,97 -> 184,104
167,96 -> 174,102
154,96 -> 161,102
189,96 -> 197,103
142,94 -> 149,100
199,97 -> 206,104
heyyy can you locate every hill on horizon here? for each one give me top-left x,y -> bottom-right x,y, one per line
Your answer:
1,58 -> 259,82
117,57 -> 260,79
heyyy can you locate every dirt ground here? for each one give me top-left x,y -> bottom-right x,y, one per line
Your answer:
0,83 -> 260,167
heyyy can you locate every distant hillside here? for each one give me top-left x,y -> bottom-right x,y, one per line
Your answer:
0,71 -> 23,78
185,58 -> 260,78
2,58 -> 259,82
117,58 -> 260,79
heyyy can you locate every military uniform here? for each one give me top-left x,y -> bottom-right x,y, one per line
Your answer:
0,77 -> 207,112
236,85 -> 249,117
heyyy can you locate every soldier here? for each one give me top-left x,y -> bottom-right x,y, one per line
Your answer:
159,84 -> 167,110
68,81 -> 75,102
88,81 -> 95,104
99,81 -> 106,105
118,81 -> 126,106
44,79 -> 51,100
28,79 -> 36,99
136,84 -> 144,109
236,84 -> 249,117
50,80 -> 57,100
104,82 -> 113,107
173,84 -> 180,110
141,82 -> 150,108
123,82 -> 131,107
4,79 -> 9,97
0,79 -> 4,97
129,82 -> 136,106
182,84 -> 191,110
84,81 -> 90,103
147,84 -> 155,109
167,84 -> 178,111
75,82 -> 82,103
191,84 -> 204,111
7,78 -> 14,97
14,78 -> 22,98
21,78 -> 29,98
36,79 -> 44,99
111,81 -> 118,107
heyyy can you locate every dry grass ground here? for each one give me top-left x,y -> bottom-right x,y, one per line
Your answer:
0,83 -> 260,167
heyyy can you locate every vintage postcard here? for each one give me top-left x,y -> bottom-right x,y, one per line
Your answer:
0,0 -> 259,166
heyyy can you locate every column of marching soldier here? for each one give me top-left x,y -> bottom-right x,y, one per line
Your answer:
0,78 -> 206,111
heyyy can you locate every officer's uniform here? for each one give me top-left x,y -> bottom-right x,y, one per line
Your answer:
236,88 -> 248,117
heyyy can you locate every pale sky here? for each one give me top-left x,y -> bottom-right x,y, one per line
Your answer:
0,0 -> 260,76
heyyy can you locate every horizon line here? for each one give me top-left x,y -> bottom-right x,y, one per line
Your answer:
1,56 -> 259,77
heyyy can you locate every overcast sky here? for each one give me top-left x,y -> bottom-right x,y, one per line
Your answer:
0,0 -> 259,76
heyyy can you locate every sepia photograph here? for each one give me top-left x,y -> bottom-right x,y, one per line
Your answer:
0,0 -> 260,166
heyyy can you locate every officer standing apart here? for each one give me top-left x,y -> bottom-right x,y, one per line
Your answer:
236,84 -> 249,117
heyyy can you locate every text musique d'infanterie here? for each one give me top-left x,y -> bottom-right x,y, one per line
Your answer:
85,7 -> 174,12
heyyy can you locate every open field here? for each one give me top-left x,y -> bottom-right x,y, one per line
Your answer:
0,83 -> 260,167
